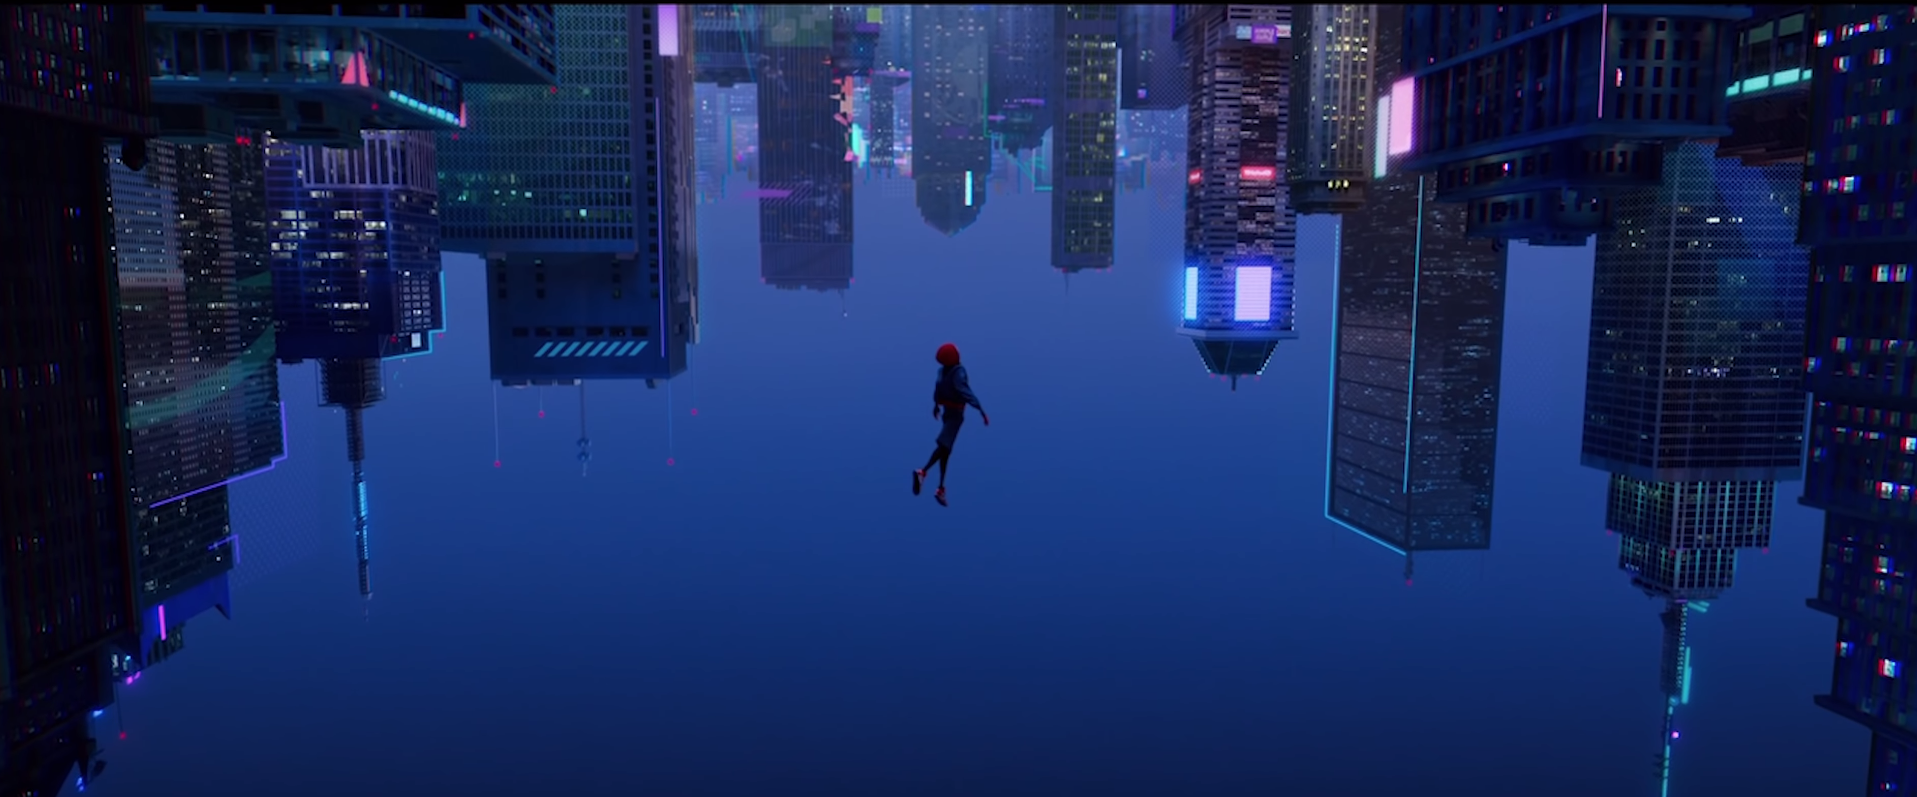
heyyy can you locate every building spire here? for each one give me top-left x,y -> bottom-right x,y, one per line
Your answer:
577,382 -> 591,477
347,404 -> 371,600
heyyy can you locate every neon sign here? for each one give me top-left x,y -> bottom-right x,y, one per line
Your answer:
1239,165 -> 1276,182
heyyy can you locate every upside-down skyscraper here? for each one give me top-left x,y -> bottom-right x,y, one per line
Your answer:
1175,5 -> 1298,388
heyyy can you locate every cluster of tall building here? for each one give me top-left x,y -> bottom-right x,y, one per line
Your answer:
0,4 -> 719,789
1297,3 -> 1917,793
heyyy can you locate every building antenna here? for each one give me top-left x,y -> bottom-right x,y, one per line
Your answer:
666,380 -> 677,466
577,382 -> 591,477
491,383 -> 502,468
840,288 -> 848,318
538,385 -> 546,419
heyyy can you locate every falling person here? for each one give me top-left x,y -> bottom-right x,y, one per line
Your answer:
914,342 -> 989,507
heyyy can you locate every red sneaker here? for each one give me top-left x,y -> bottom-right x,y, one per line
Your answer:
912,469 -> 926,496
934,486 -> 948,507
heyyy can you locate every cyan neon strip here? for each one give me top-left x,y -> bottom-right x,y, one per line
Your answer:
531,340 -> 652,358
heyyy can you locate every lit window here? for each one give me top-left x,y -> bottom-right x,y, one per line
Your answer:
1882,659 -> 1901,678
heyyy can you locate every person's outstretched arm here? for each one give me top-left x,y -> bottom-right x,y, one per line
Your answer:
955,366 -> 988,424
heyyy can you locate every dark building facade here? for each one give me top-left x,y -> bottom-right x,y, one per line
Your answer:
1326,94 -> 1508,579
759,5 -> 855,294
692,4 -> 760,87
143,5 -> 555,144
1119,5 -> 1186,111
1287,4 -> 1373,215
1398,5 -> 1749,245
1800,7 -> 1917,794
1582,141 -> 1808,484
1719,6 -> 1816,166
1051,5 -> 1120,274
0,6 -> 155,791
442,5 -> 697,385
1176,5 -> 1297,385
913,5 -> 993,235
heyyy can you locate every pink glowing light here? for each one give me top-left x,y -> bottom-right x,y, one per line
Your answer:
458,102 -> 469,128
157,605 -> 166,641
1239,165 -> 1276,182
538,410 -> 546,418
119,732 -> 126,740
689,408 -> 699,416
1388,78 -> 1416,155
666,457 -> 676,466
493,460 -> 502,468
1405,579 -> 1414,587
658,5 -> 681,56
469,31 -> 476,40
339,52 -> 370,87
1187,168 -> 1202,185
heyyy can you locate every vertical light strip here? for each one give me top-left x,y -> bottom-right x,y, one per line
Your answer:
1597,5 -> 1610,118
157,605 -> 167,641
1324,217 -> 1345,522
1182,267 -> 1199,321
1401,175 -> 1426,493
964,171 -> 975,206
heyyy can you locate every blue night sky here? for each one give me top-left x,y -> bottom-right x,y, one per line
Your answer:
89,169 -> 1852,797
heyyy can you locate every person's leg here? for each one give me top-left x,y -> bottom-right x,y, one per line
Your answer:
936,446 -> 953,486
922,447 -> 944,472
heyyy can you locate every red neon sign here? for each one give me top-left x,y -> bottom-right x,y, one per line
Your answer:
1188,168 -> 1202,185
1239,165 -> 1276,182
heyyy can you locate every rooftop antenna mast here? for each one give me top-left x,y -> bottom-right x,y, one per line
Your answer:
577,382 -> 592,476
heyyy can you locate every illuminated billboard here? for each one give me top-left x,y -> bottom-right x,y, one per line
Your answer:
1239,165 -> 1276,182
1234,266 -> 1274,322
1388,77 -> 1416,156
1234,23 -> 1292,42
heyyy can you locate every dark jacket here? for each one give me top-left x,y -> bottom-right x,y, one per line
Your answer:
933,365 -> 983,413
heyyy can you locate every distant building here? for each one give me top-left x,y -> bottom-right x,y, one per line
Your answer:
1397,5 -> 1749,245
1287,4 -> 1374,215
1051,5 -> 1120,273
1176,5 -> 1298,386
988,6 -> 1054,155
759,5 -> 856,294
442,5 -> 697,386
913,5 -> 993,235
1800,7 -> 1917,793
143,5 -> 556,145
1119,5 -> 1186,111
1582,142 -> 1808,484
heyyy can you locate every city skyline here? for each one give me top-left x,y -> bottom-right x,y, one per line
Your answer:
2,5 -> 1911,796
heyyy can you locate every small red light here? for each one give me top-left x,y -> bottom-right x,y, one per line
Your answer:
469,32 -> 477,39
119,732 -> 126,740
689,408 -> 698,416
666,457 -> 676,466
550,86 -> 558,95
370,101 -> 379,110
493,460 -> 501,468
